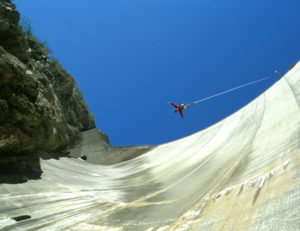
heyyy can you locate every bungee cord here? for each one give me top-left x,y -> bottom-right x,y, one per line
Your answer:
187,76 -> 269,106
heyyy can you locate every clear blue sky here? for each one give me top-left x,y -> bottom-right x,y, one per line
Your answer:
14,0 -> 300,146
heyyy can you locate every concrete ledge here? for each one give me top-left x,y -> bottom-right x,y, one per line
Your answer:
67,128 -> 156,165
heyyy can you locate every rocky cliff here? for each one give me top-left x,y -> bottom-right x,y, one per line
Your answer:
0,0 -> 95,181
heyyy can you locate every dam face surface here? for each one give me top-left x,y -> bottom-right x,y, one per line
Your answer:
1,62 -> 300,230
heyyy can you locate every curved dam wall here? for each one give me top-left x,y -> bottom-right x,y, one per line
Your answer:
0,61 -> 300,230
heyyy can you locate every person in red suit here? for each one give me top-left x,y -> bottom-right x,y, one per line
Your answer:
168,102 -> 190,120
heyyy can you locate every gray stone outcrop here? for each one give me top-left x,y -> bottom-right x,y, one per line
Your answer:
0,0 -> 95,158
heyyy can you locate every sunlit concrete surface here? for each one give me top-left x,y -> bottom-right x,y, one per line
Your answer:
1,62 -> 300,230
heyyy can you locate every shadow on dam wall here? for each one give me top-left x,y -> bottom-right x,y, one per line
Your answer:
0,128 -> 155,184
0,151 -> 67,184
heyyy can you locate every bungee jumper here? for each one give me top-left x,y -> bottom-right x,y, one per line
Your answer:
169,76 -> 270,119
168,102 -> 191,120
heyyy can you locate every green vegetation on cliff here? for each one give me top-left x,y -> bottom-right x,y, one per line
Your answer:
18,14 -> 95,124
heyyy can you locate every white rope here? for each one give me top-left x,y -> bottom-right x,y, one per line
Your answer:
189,76 -> 269,105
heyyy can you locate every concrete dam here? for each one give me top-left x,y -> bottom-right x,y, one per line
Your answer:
1,62 -> 300,230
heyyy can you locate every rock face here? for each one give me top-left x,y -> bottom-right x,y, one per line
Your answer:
0,0 -> 95,157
